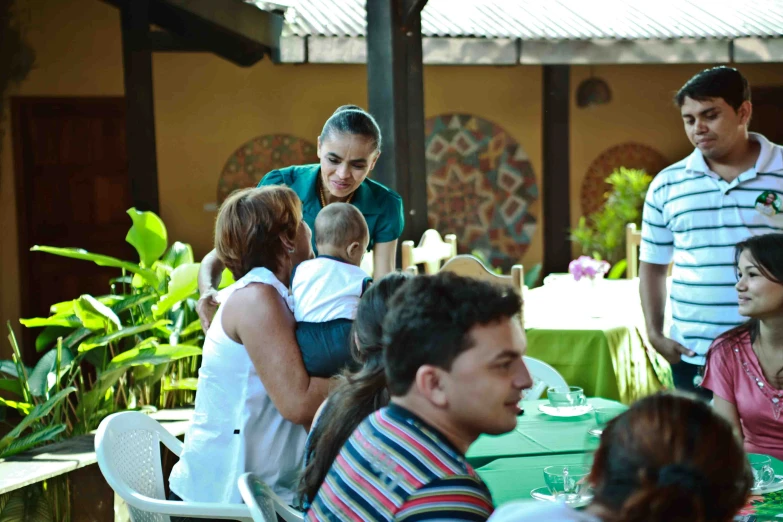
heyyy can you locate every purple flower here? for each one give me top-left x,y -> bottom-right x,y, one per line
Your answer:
569,256 -> 611,281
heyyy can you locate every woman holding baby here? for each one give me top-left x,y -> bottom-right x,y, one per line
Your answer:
197,105 -> 404,332
169,186 -> 329,508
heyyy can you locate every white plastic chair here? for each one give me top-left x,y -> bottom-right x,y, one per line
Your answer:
95,411 -> 252,522
522,356 -> 568,400
237,473 -> 304,522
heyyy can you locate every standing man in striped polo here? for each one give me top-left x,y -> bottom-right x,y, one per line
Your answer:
640,66 -> 783,399
305,272 -> 532,521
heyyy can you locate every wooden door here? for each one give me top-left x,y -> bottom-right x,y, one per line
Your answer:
12,97 -> 134,363
751,86 -> 783,146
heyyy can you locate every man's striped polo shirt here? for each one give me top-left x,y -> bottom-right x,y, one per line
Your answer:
305,404 -> 494,521
640,132 -> 783,365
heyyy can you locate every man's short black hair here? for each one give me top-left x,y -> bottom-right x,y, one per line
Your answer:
382,272 -> 522,396
674,66 -> 750,111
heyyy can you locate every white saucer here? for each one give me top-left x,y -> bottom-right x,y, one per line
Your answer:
588,428 -> 603,437
538,404 -> 594,417
531,486 -> 593,507
751,474 -> 783,495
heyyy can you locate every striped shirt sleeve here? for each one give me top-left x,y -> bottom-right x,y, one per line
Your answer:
640,180 -> 674,265
396,476 -> 494,521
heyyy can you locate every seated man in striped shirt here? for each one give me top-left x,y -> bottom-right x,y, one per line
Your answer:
305,272 -> 532,521
640,66 -> 783,399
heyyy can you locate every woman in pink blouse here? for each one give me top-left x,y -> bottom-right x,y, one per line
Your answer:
702,232 -> 783,460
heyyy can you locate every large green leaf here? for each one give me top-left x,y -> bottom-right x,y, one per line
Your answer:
110,292 -> 157,314
20,315 -> 80,329
0,361 -> 32,379
160,241 -> 194,269
60,327 -> 94,352
28,348 -> 74,397
107,344 -> 202,370
125,208 -> 168,268
163,377 -> 198,391
0,379 -> 23,397
74,295 -> 121,331
0,387 -> 76,453
77,320 -> 170,353
180,319 -> 203,338
30,246 -> 160,287
153,263 -> 200,318
0,397 -> 33,415
48,300 -> 75,315
218,268 -> 236,289
0,425 -> 67,459
35,326 -> 74,353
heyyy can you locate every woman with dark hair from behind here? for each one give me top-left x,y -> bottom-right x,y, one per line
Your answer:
298,271 -> 414,507
489,392 -> 752,522
702,232 -> 783,460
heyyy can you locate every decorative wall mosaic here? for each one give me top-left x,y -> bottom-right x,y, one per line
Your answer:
217,134 -> 318,204
425,114 -> 539,271
581,142 -> 669,216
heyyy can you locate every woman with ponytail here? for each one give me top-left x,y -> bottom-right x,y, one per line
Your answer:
489,392 -> 752,522
702,232 -> 783,460
197,105 -> 405,332
298,271 -> 414,507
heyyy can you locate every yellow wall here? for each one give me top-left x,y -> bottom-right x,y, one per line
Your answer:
2,0 -> 782,360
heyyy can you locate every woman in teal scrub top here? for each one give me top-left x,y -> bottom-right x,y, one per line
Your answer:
196,105 -> 405,331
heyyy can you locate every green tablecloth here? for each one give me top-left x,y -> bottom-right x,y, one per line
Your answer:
477,451 -> 783,522
466,398 -> 623,468
524,279 -> 673,404
477,453 -> 591,506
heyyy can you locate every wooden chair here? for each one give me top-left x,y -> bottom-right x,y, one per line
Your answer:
627,223 -> 672,278
401,229 -> 458,275
439,255 -> 524,327
626,223 -> 642,279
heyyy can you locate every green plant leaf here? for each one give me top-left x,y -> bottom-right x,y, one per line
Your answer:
153,263 -> 200,318
160,241 -> 195,269
30,246 -> 160,287
77,320 -> 170,353
107,344 -> 202,370
218,268 -> 235,289
34,326 -> 74,353
180,319 -> 203,338
125,208 -> 168,268
607,259 -> 628,280
0,379 -> 23,397
74,295 -> 122,331
0,387 -> 76,453
0,425 -> 67,459
0,360 -> 31,379
28,348 -> 74,397
110,292 -> 157,314
20,315 -> 80,329
60,327 -> 94,352
523,263 -> 543,288
0,397 -> 33,415
48,300 -> 75,315
163,377 -> 198,391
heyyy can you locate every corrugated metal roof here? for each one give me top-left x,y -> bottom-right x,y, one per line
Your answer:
253,0 -> 783,40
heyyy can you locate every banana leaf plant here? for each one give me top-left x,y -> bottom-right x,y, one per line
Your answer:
0,208 -> 218,447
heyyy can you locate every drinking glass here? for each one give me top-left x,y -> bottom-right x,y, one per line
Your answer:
749,453 -> 775,490
547,386 -> 587,408
543,465 -> 590,502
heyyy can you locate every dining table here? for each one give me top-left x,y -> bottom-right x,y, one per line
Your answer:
477,455 -> 783,521
523,277 -> 673,405
466,398 -> 622,468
